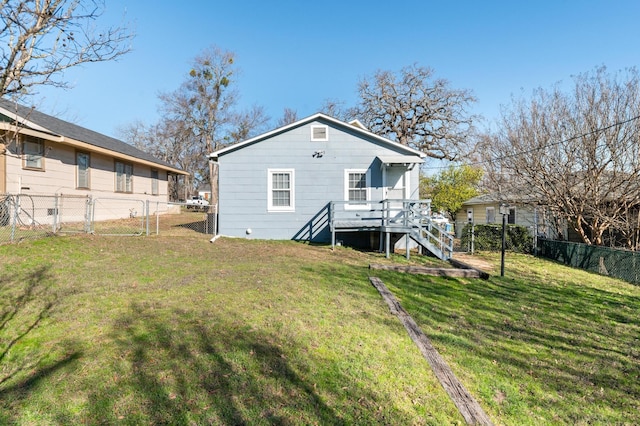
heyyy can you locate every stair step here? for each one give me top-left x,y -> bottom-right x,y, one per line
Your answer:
410,229 -> 449,261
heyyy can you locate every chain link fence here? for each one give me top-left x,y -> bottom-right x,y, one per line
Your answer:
537,238 -> 640,285
0,194 -> 217,245
150,201 -> 217,235
0,193 -> 91,243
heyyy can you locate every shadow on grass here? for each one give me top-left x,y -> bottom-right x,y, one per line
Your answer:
87,302 -> 397,424
0,266 -> 83,417
176,220 -> 208,234
375,266 -> 640,423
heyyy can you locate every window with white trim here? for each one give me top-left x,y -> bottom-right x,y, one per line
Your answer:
23,137 -> 44,170
268,169 -> 295,211
486,206 -> 496,223
151,169 -> 159,195
115,161 -> 133,193
344,169 -> 370,209
77,152 -> 90,189
310,125 -> 328,141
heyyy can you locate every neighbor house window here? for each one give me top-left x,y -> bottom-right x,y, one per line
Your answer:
486,207 -> 496,223
268,169 -> 295,212
151,169 -> 159,195
23,137 -> 44,170
115,161 -> 133,193
310,125 -> 328,141
345,169 -> 370,209
508,207 -> 516,224
76,152 -> 90,189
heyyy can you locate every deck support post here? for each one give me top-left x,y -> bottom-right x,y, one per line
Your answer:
385,231 -> 391,258
406,233 -> 410,260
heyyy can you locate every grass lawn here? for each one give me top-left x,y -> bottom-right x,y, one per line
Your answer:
0,217 -> 638,424
377,252 -> 640,425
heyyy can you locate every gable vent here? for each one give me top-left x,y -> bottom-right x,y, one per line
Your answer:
311,125 -> 328,141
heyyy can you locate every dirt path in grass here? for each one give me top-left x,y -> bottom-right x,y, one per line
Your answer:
451,252 -> 494,273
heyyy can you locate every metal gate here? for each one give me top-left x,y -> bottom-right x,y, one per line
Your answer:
91,197 -> 147,236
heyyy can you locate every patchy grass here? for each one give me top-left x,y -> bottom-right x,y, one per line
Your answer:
379,251 -> 640,425
0,230 -> 460,425
1,220 -> 638,425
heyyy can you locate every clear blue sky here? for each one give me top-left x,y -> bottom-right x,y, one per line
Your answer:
32,0 -> 640,141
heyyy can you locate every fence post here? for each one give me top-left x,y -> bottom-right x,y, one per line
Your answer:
10,194 -> 17,242
501,213 -> 506,276
471,223 -> 475,255
53,194 -> 58,233
145,200 -> 150,236
85,196 -> 92,233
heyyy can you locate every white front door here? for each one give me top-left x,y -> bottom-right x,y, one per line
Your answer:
384,166 -> 408,200
383,166 -> 409,221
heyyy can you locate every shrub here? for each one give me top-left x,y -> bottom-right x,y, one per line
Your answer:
460,223 -> 533,253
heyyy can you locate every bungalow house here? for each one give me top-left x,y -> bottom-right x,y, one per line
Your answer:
0,99 -> 188,208
209,113 -> 453,259
197,184 -> 212,202
455,193 -> 561,239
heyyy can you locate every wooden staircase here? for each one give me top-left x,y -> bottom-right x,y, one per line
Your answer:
330,199 -> 454,261
404,203 -> 454,261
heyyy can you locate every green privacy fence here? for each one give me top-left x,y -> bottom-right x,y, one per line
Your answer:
537,238 -> 640,285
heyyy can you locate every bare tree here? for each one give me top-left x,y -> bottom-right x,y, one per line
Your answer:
118,119 -> 195,201
158,45 -> 238,205
483,66 -> 640,248
276,107 -> 298,127
319,99 -> 352,121
352,64 -> 477,160
0,0 -> 133,98
227,104 -> 269,144
121,46 -> 268,205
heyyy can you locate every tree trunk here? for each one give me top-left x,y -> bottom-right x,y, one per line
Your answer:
210,161 -> 219,209
575,215 -> 592,245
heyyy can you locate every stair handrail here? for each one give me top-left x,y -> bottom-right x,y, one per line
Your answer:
407,200 -> 454,260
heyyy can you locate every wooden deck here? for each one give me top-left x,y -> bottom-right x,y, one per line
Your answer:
331,219 -> 384,231
330,199 -> 454,260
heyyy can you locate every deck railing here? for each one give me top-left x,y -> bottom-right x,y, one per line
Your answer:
329,199 -> 454,260
329,200 -> 385,230
403,201 -> 454,260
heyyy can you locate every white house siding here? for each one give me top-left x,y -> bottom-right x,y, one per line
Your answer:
217,119 -> 421,241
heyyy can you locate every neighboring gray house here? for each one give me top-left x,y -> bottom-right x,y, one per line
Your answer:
210,113 -> 453,257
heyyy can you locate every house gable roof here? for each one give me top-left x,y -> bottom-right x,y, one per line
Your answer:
209,113 -> 426,159
0,98 -> 187,175
462,192 -> 541,206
